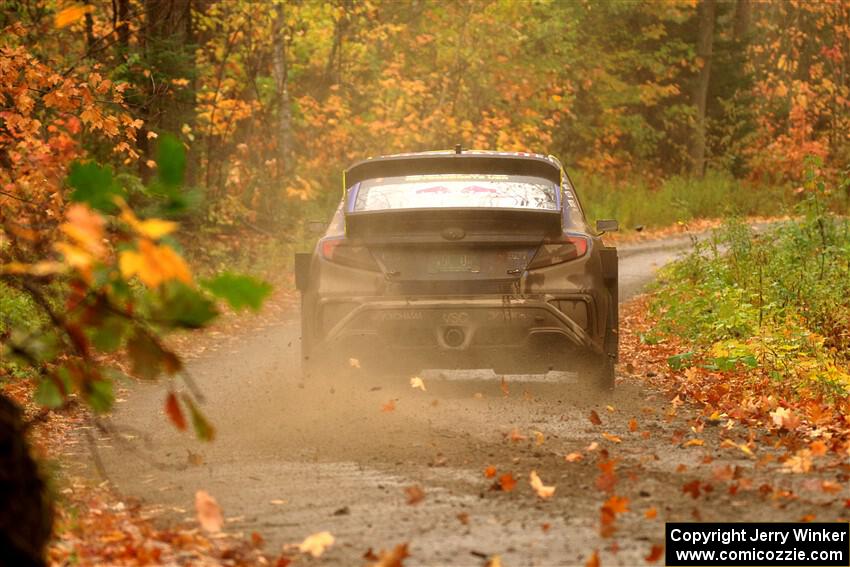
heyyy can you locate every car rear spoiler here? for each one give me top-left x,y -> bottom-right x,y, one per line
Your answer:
344,154 -> 562,188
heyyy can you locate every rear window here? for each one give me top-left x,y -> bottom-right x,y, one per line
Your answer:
352,174 -> 559,212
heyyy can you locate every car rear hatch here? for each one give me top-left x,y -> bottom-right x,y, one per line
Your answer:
345,208 -> 562,295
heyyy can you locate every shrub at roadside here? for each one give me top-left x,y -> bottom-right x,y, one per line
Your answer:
644,161 -> 849,448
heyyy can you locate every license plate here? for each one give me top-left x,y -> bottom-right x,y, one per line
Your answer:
428,253 -> 480,273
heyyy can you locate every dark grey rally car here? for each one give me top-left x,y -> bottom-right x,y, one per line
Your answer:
295,149 -> 619,389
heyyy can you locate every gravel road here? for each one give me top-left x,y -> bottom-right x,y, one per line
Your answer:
75,234 -> 838,566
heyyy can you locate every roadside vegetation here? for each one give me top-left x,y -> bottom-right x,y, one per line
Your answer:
638,162 -> 850,467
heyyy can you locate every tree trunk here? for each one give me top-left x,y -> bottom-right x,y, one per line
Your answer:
733,0 -> 751,42
690,0 -> 717,177
272,2 -> 292,181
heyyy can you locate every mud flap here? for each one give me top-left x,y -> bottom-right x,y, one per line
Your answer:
600,246 -> 619,360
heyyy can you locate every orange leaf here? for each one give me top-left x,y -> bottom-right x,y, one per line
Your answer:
405,485 -> 425,505
565,452 -> 584,463
644,507 -> 658,519
589,410 -> 602,425
381,399 -> 396,413
195,490 -> 223,532
484,465 -> 497,478
603,495 -> 630,514
810,440 -> 828,456
55,4 -> 94,28
586,550 -> 600,567
682,439 -> 704,448
165,392 -> 186,430
645,544 -> 664,563
602,433 -> 622,444
628,418 -> 638,432
498,473 -> 517,492
682,480 -> 701,499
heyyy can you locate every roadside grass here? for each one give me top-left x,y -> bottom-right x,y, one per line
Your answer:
641,164 -> 850,455
576,170 -> 792,230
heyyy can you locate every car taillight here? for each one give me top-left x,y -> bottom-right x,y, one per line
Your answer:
527,234 -> 588,269
319,237 -> 379,271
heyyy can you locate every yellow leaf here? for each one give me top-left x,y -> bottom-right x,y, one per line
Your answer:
120,240 -> 191,287
298,531 -> 334,557
564,452 -> 583,463
533,430 -> 545,446
602,432 -> 622,444
683,439 -> 705,448
529,470 -> 555,499
410,376 -> 426,391
136,218 -> 178,239
55,4 -> 93,28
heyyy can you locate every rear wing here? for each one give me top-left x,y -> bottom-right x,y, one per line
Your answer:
344,153 -> 562,189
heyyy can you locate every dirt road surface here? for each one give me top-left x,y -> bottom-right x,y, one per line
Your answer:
68,235 -> 838,566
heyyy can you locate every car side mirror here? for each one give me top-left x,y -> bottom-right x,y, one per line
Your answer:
596,219 -> 619,234
306,220 -> 327,235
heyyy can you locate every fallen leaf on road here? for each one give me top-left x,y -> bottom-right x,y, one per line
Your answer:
405,485 -> 425,505
606,405 -> 615,413
810,440 -> 828,456
366,543 -> 410,567
485,555 -> 502,567
251,531 -> 265,548
195,490 -> 223,532
498,473 -> 517,492
565,452 -> 583,463
457,512 -> 469,525
645,544 -> 664,563
381,399 -> 396,413
586,550 -> 600,567
409,377 -> 426,391
602,433 -> 622,444
821,481 -> 841,494
644,507 -> 657,519
269,499 -> 287,505
586,441 -> 599,452
682,439 -> 704,448
589,410 -> 602,425
500,377 -> 510,397
349,357 -> 361,368
299,531 -> 334,557
682,480 -> 702,499
603,495 -> 629,514
533,430 -> 545,446
529,470 -> 556,499
770,406 -> 800,430
628,418 -> 638,432
800,514 -> 816,522
484,465 -> 497,478
508,428 -> 527,442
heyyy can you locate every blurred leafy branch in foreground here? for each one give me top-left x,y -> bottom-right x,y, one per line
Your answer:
0,135 -> 271,439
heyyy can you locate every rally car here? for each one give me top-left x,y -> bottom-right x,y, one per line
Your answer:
295,148 -> 619,389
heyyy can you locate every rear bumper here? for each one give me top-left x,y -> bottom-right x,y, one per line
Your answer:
313,296 -> 602,366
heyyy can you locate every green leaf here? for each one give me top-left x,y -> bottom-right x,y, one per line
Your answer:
667,351 -> 695,370
163,282 -> 219,328
34,372 -> 69,408
90,316 -> 128,352
87,378 -> 114,413
126,331 -> 163,380
68,161 -> 126,212
156,134 -> 186,187
182,394 -> 215,441
202,273 -> 272,312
